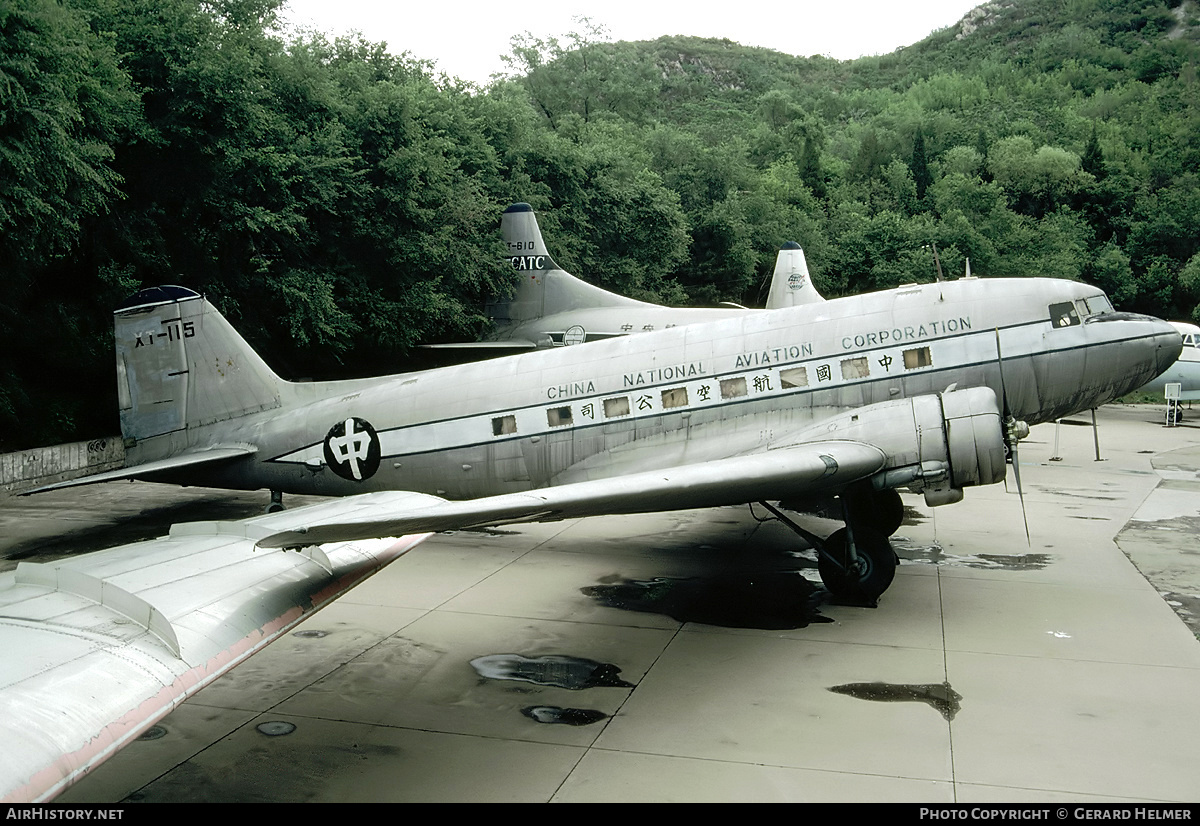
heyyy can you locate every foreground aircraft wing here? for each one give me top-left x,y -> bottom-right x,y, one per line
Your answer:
259,441 -> 889,549
0,493 -> 439,803
20,445 -> 257,495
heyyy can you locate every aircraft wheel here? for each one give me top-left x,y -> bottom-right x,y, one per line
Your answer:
845,487 -> 904,536
817,527 -> 897,600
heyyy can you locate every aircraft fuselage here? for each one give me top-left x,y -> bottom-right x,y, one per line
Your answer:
139,277 -> 1180,501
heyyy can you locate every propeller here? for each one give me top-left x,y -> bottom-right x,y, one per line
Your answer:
995,328 -> 1032,544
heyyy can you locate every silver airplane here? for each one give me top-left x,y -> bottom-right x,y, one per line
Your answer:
28,275 -> 1181,599
423,203 -> 823,352
1134,321 -> 1200,408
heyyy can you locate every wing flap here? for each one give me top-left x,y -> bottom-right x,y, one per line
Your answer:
0,515 -> 430,803
259,440 -> 887,549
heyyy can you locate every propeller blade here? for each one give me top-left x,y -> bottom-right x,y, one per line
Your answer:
1010,430 -> 1031,546
996,328 -> 1031,545
994,328 -> 1010,416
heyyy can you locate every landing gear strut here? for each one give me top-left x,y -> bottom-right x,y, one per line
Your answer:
265,490 -> 285,513
760,489 -> 900,602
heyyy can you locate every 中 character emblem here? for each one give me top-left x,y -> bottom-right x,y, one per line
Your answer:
323,417 -> 381,481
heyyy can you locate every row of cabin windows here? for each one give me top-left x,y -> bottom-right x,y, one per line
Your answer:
491,346 -> 934,436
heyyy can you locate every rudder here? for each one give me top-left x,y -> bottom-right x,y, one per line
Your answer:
114,286 -> 282,446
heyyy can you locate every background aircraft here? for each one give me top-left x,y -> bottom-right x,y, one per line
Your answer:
1133,321 -> 1200,414
423,203 -> 823,352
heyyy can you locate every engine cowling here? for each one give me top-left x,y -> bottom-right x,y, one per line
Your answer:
921,388 -> 1008,506
798,386 -> 1007,508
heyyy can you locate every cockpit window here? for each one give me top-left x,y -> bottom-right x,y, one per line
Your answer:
1049,302 -> 1080,328
1184,334 -> 1197,348
1074,293 -> 1114,320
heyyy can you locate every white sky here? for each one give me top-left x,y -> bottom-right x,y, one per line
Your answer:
280,1 -> 985,86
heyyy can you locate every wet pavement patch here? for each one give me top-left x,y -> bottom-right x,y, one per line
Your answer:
894,542 -> 1052,570
469,654 -> 633,689
521,706 -> 609,726
256,721 -> 297,737
582,572 -> 831,629
828,681 -> 963,721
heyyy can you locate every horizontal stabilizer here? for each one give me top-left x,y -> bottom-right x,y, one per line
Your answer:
20,446 -> 256,495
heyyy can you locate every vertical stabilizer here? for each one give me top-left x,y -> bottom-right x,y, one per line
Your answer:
114,286 -> 282,446
765,243 -> 824,309
489,203 -> 651,328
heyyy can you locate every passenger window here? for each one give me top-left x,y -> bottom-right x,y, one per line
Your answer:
841,357 -> 870,379
546,406 -> 573,427
903,347 -> 933,369
661,387 -> 689,409
720,377 -> 747,399
492,415 -> 517,436
780,367 -> 808,388
604,397 -> 630,418
1049,302 -> 1080,327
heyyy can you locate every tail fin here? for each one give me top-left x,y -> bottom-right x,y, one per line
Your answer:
488,203 -> 652,327
114,286 -> 281,446
765,243 -> 825,309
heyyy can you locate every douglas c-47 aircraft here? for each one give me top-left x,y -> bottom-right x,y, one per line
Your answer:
28,275 -> 1181,593
3,272 -> 1182,802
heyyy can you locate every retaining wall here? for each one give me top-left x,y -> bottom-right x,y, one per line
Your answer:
0,437 -> 125,495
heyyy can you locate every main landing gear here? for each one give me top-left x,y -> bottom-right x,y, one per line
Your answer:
265,489 -> 285,514
761,486 -> 903,603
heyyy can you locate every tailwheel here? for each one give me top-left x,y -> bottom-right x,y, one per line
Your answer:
265,489 -> 285,514
817,527 -> 897,601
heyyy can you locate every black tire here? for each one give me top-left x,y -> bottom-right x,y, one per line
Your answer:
817,527 -> 897,600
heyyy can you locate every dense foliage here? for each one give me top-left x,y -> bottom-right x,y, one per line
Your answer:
3,0 -> 1200,449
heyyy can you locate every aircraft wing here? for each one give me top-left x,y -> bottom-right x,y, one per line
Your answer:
20,445 -> 257,495
258,440 -> 889,549
0,492 -> 440,803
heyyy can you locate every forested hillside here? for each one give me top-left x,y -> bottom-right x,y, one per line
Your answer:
4,0 -> 1200,449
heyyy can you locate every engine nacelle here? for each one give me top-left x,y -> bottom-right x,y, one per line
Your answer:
906,387 -> 1007,506
798,386 -> 1007,508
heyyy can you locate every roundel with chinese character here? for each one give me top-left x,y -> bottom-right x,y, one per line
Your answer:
323,417 -> 381,482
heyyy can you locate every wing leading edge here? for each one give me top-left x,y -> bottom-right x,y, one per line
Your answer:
257,440 -> 889,549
